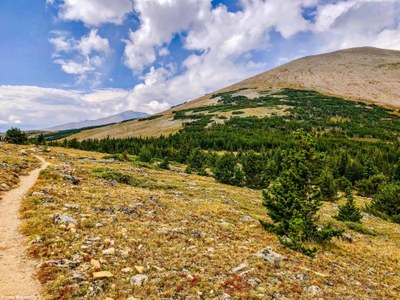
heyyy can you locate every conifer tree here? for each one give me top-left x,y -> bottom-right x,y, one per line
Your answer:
319,169 -> 338,201
335,188 -> 362,223
263,130 -> 342,256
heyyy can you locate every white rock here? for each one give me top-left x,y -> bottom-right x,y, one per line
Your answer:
231,262 -> 249,273
255,247 -> 286,267
102,248 -> 115,255
130,274 -> 148,286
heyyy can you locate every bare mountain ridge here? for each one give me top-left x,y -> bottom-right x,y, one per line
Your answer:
68,47 -> 400,140
46,110 -> 149,131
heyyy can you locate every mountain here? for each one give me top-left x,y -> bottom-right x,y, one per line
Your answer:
46,110 -> 149,131
66,47 -> 400,141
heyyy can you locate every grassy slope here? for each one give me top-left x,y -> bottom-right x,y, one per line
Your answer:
17,146 -> 400,299
0,144 -> 40,195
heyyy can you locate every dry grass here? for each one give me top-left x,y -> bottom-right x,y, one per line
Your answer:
8,146 -> 397,299
0,143 -> 40,196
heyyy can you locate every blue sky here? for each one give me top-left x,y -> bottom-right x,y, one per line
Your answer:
0,0 -> 399,130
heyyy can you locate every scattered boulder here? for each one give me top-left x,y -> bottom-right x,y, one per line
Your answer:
93,271 -> 114,280
102,248 -> 115,255
121,267 -> 133,273
53,213 -> 77,225
256,247 -> 286,267
240,215 -> 254,223
304,285 -> 322,296
0,183 -> 11,191
231,262 -> 249,273
64,203 -> 81,210
247,278 -> 262,287
130,274 -> 148,286
62,173 -> 80,185
135,266 -> 145,274
342,233 -> 354,243
220,293 -> 232,300
90,259 -> 101,270
117,205 -> 139,217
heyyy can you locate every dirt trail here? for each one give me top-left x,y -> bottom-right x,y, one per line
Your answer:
0,155 -> 48,299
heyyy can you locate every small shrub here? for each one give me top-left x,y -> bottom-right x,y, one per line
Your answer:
368,182 -> 400,223
335,189 -> 362,223
159,157 -> 170,170
355,173 -> 388,197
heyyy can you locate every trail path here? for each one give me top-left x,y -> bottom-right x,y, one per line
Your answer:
0,155 -> 48,299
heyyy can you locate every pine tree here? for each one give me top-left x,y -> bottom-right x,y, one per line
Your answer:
5,127 -> 27,145
263,130 -> 342,256
319,169 -> 338,201
335,188 -> 362,223
159,157 -> 170,170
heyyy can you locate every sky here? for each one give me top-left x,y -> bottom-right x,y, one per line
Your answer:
0,0 -> 399,131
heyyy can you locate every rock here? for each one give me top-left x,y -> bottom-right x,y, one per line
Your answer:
294,273 -> 308,281
117,205 -> 139,217
304,285 -> 322,296
30,237 -> 44,244
121,267 -> 133,273
127,297 -> 140,300
53,213 -> 77,225
255,247 -> 286,267
93,271 -> 114,280
104,238 -> 111,246
130,274 -> 148,286
342,233 -> 354,243
231,262 -> 249,273
64,203 -> 81,210
32,191 -> 45,197
62,173 -> 80,185
220,293 -> 232,300
70,228 -> 77,233
0,183 -> 11,191
247,278 -> 262,287
91,259 -> 101,270
240,215 -> 254,222
102,248 -> 115,255
67,223 -> 76,229
71,271 -> 85,282
135,266 -> 145,274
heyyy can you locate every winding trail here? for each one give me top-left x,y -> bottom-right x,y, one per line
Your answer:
0,155 -> 48,298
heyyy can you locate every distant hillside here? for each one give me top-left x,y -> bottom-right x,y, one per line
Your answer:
66,47 -> 400,141
46,110 -> 149,131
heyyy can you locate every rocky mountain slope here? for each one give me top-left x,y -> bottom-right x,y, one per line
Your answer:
46,110 -> 148,131
66,47 -> 400,141
8,145 -> 399,299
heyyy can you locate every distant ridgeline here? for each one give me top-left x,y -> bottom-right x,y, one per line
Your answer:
50,88 -> 400,223
43,115 -> 158,141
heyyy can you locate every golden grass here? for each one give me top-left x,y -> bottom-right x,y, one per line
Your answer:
14,146 -> 400,299
0,143 -> 40,196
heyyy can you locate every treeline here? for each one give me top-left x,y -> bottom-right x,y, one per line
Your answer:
48,88 -> 400,231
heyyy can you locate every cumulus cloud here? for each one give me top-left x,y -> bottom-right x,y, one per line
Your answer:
0,85 -> 164,131
121,0 -> 315,109
49,29 -> 111,85
314,0 -> 400,51
52,0 -> 134,27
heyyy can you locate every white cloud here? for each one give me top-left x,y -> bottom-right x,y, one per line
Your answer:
53,0 -> 134,27
0,85 -> 164,131
49,29 -> 111,85
314,0 -> 400,51
121,0 -> 315,109
123,0 -> 209,72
